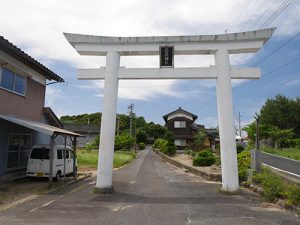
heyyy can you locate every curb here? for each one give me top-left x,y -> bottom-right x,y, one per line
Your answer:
153,149 -> 222,182
47,173 -> 91,194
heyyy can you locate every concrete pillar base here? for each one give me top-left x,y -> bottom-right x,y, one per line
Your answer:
219,187 -> 241,195
93,186 -> 114,194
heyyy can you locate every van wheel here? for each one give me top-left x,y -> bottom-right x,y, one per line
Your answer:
54,171 -> 61,182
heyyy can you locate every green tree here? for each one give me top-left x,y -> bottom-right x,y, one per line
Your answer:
114,134 -> 135,151
136,129 -> 147,144
194,128 -> 207,149
259,95 -> 300,137
269,127 -> 294,148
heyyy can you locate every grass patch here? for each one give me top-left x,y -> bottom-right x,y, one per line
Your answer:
113,151 -> 136,168
262,147 -> 300,160
253,168 -> 300,208
77,150 -> 136,169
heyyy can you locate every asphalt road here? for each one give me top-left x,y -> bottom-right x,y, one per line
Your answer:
261,151 -> 300,176
0,148 -> 299,225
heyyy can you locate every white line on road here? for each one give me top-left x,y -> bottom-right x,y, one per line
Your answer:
262,163 -> 300,178
261,151 -> 300,163
30,200 -> 55,213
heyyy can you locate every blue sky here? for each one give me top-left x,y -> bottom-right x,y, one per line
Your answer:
1,0 -> 299,131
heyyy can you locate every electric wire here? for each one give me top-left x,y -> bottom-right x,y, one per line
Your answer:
226,0 -> 254,32
253,31 -> 300,66
239,0 -> 269,31
259,0 -> 294,29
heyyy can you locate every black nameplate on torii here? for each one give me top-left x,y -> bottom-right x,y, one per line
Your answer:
160,46 -> 174,68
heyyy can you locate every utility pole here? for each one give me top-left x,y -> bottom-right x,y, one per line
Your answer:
128,103 -> 134,136
238,112 -> 242,138
255,113 -> 260,151
251,113 -> 261,172
116,114 -> 120,136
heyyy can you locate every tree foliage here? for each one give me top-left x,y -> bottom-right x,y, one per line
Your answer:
243,95 -> 299,148
194,128 -> 207,148
114,134 -> 135,151
259,94 -> 300,137
61,113 -> 102,125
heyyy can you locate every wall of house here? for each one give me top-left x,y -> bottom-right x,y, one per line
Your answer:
0,78 -> 46,122
165,117 -> 195,138
0,119 -> 50,177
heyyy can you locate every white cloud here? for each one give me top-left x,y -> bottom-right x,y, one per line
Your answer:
45,86 -> 61,107
283,77 -> 300,87
1,0 -> 299,102
91,80 -> 179,101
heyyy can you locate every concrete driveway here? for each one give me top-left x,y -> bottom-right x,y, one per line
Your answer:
0,148 -> 299,225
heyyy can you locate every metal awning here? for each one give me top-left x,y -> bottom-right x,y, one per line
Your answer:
0,115 -> 82,137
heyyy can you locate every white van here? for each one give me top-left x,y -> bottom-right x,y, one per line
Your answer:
26,144 -> 76,180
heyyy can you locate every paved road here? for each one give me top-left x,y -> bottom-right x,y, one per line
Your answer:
0,148 -> 299,225
261,151 -> 300,176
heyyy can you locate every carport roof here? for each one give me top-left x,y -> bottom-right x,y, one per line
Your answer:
0,115 -> 82,137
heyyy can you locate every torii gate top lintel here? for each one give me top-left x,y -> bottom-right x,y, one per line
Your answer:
64,28 -> 275,56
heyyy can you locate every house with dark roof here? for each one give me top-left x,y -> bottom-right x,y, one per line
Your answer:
0,36 -> 77,180
163,107 -> 201,150
163,107 -> 219,151
63,124 -> 99,147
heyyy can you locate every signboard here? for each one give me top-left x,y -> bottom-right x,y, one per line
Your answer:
160,46 -> 174,68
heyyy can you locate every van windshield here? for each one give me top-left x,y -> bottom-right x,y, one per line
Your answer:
30,148 -> 50,160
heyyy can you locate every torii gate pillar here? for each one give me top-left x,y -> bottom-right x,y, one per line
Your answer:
64,28 -> 275,193
96,52 -> 120,193
215,49 -> 239,190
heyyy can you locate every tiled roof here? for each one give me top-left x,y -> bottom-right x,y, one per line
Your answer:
0,36 -> 64,82
163,107 -> 198,122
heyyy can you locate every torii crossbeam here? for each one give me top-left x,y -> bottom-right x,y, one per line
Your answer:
64,28 -> 275,193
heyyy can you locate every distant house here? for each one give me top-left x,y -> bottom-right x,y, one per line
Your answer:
0,36 -> 79,180
163,107 -> 201,150
63,124 -> 99,147
163,107 -> 219,151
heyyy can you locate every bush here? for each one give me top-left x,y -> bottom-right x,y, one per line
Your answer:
236,144 -> 245,153
154,138 -> 176,156
291,138 -> 300,148
237,151 -> 251,182
139,142 -> 145,150
154,139 -> 165,149
193,155 -> 216,167
261,171 -> 284,202
115,134 -> 135,151
198,150 -> 213,157
285,184 -> 300,207
185,149 -> 191,155
253,169 -> 300,207
163,141 -> 176,156
185,145 -> 192,155
136,130 -> 147,144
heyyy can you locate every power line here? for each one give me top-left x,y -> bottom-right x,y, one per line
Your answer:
259,0 -> 294,29
247,1 -> 275,30
253,31 -> 300,66
226,0 -> 254,32
239,0 -> 269,31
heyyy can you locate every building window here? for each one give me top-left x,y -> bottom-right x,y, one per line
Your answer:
57,150 -> 63,159
174,121 -> 186,128
6,134 -> 32,170
174,139 -> 187,146
0,67 -> 27,95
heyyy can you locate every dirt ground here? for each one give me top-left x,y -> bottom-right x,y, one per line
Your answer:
172,153 -> 222,175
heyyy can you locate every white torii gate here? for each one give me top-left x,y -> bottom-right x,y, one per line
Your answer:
64,28 -> 275,193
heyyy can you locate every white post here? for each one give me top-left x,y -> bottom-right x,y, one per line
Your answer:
215,49 -> 239,192
95,51 -> 120,193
